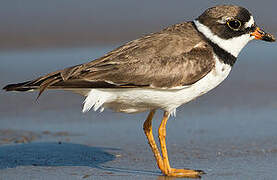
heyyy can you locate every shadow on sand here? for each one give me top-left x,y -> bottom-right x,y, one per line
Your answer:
0,142 -> 167,178
0,142 -> 115,169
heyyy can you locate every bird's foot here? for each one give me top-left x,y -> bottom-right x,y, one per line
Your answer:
164,168 -> 205,178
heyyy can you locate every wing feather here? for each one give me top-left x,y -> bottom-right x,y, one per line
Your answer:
3,22 -> 215,95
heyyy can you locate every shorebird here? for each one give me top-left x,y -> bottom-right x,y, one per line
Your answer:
3,5 -> 275,178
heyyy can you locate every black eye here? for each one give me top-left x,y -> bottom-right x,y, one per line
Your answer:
227,19 -> 241,30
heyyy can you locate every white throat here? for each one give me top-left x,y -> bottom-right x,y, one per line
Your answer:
193,20 -> 254,57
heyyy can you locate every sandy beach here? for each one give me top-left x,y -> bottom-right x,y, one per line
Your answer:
0,43 -> 277,179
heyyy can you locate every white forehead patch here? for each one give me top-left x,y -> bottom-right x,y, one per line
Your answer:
245,16 -> 255,28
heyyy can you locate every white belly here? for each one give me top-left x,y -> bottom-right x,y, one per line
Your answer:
82,55 -> 231,114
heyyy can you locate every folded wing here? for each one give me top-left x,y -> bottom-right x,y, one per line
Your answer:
3,22 -> 215,97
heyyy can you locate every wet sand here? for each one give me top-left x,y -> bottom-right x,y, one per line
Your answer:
0,43 -> 277,179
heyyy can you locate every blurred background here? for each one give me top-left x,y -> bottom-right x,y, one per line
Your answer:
1,0 -> 277,50
1,0 -> 277,114
1,1 -> 277,179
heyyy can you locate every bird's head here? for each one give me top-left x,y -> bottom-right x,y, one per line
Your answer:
194,5 -> 275,57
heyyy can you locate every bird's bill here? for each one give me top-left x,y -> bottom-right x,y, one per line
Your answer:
251,27 -> 276,42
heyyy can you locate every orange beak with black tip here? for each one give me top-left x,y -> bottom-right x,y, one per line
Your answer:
251,26 -> 276,42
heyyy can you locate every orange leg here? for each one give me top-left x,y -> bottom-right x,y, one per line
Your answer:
157,111 -> 205,178
143,110 -> 205,178
143,110 -> 164,170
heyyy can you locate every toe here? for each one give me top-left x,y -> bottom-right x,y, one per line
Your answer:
195,169 -> 206,174
166,168 -> 204,178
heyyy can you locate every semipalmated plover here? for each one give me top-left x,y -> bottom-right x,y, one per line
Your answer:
3,5 -> 275,178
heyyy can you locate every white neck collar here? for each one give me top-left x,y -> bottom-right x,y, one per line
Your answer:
193,20 -> 254,57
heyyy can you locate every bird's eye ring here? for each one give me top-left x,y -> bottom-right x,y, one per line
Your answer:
227,19 -> 241,30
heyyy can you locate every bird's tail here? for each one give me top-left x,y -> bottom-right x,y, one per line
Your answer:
3,80 -> 36,92
3,64 -> 118,99
3,70 -> 64,99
